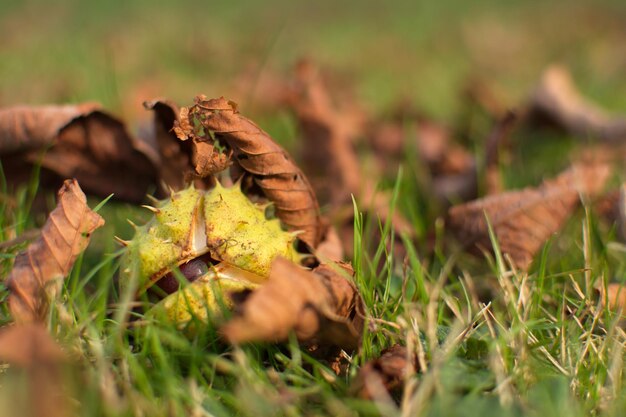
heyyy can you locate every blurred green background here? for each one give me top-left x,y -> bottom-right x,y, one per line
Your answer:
1,0 -> 625,123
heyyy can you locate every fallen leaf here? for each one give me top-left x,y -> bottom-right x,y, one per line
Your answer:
462,77 -> 508,119
143,99 -> 231,190
529,65 -> 626,143
284,62 -> 415,256
484,111 -> 518,194
7,179 -> 104,323
0,323 -> 69,417
602,283 -> 626,316
221,257 -> 364,350
448,162 -> 610,270
142,99 -> 191,190
285,59 -> 365,205
350,344 -> 416,400
369,103 -> 477,203
177,96 -> 322,248
314,219 -> 345,263
0,103 -> 157,203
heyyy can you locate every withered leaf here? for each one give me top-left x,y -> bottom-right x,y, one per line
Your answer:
484,111 -> 518,195
143,99 -> 196,191
285,60 -> 365,205
181,96 -> 322,248
0,324 -> 69,417
448,163 -> 610,270
369,103 -> 477,203
0,103 -> 157,203
144,99 -> 232,190
284,62 -> 415,255
529,65 -> 626,142
221,257 -> 364,350
7,179 -> 104,323
350,344 -> 416,401
315,219 -> 345,263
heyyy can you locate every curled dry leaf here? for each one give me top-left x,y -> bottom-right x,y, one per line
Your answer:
221,257 -> 364,351
142,99 -> 190,190
314,219 -> 345,263
350,344 -> 416,401
285,59 -> 365,205
143,99 -> 230,191
7,179 -> 104,323
0,103 -> 157,202
0,324 -> 69,417
529,65 -> 626,142
284,62 -> 415,257
177,96 -> 322,248
448,163 -> 610,270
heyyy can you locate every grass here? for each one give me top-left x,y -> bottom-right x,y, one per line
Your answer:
1,0 -> 626,416
1,144 -> 625,416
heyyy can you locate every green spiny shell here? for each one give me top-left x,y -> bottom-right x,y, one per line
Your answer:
148,262 -> 265,325
119,182 -> 302,325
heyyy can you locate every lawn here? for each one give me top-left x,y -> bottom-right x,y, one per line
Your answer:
1,0 -> 626,416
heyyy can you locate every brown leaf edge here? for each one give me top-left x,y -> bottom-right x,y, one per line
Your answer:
178,96 -> 322,248
7,179 -> 105,323
284,59 -> 365,206
221,257 -> 364,351
448,162 -> 611,270
0,103 -> 158,203
349,344 -> 417,401
0,323 -> 69,417
529,65 -> 626,143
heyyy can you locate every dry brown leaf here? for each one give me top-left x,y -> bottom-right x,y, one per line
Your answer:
529,65 -> 626,142
221,257 -> 364,350
448,163 -> 610,270
143,99 -> 231,190
350,344 -> 416,401
369,104 -> 477,203
142,99 -> 191,190
484,111 -> 518,194
315,219 -> 345,263
284,62 -> 415,257
177,96 -> 322,248
7,179 -> 104,323
601,283 -> 626,318
285,60 -> 366,205
0,324 -> 69,417
0,103 -> 157,203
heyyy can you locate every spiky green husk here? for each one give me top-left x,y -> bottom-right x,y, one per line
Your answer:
148,263 -> 263,328
204,182 -> 301,277
120,183 -> 301,295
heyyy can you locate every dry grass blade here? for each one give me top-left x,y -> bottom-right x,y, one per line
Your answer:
181,96 -> 322,248
0,324 -> 69,417
529,65 -> 626,143
7,179 -> 105,323
0,103 -> 157,202
221,257 -> 364,350
448,163 -> 610,270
